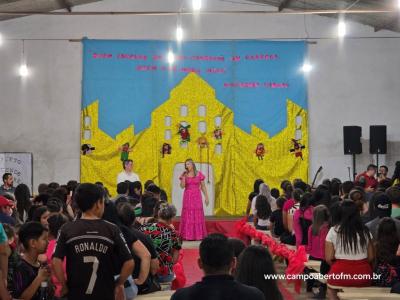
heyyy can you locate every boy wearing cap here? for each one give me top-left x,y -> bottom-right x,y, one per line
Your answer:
366,192 -> 400,240
0,196 -> 16,226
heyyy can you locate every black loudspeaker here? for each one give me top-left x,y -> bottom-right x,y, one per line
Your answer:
343,126 -> 362,154
370,125 -> 387,154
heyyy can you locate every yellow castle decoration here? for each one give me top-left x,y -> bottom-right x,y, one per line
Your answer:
81,73 -> 308,216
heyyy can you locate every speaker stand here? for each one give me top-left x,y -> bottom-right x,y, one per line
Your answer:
352,154 -> 357,181
376,153 -> 379,170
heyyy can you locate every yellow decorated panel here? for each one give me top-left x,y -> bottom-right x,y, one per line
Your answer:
81,73 -> 308,216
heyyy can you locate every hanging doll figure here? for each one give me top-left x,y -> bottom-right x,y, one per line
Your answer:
161,143 -> 172,158
81,144 -> 95,155
290,139 -> 306,160
213,127 -> 223,140
119,142 -> 133,161
197,136 -> 208,148
255,143 -> 265,160
178,123 -> 191,144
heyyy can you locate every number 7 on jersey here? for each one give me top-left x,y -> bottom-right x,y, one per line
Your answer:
84,256 -> 99,294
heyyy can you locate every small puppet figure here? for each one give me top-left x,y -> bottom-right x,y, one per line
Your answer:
255,143 -> 265,160
178,123 -> 191,144
197,136 -> 208,148
119,142 -> 133,162
81,144 -> 95,155
290,139 -> 306,160
161,143 -> 172,158
213,127 -> 223,140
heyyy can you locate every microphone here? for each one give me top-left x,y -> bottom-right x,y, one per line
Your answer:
317,166 -> 323,173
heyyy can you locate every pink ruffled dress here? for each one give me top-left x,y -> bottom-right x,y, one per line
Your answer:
179,171 -> 207,240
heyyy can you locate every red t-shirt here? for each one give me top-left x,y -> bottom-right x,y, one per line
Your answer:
356,171 -> 378,189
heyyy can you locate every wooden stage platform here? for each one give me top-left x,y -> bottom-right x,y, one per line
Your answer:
172,216 -> 242,238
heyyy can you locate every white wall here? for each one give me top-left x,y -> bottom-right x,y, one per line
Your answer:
0,0 -> 399,192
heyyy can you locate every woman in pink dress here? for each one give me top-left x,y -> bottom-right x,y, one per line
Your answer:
179,159 -> 209,240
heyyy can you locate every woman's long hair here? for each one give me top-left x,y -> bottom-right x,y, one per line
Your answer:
253,179 -> 264,194
311,205 -> 330,236
185,158 -> 198,176
255,195 -> 272,220
236,246 -> 283,300
299,192 -> 313,212
375,217 -> 400,266
14,183 -> 32,221
329,201 -> 342,227
338,200 -> 371,254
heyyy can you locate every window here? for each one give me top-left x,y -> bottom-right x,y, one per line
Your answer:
165,130 -> 172,140
215,143 -> 222,154
295,116 -> 302,126
198,121 -> 207,133
84,116 -> 91,127
83,130 -> 91,140
198,105 -> 206,117
295,129 -> 302,140
180,105 -> 188,117
214,116 -> 222,127
165,116 -> 172,127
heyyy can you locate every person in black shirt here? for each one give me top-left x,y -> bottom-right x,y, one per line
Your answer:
270,197 -> 285,237
52,183 -> 134,300
10,222 -> 50,300
116,202 -> 153,285
171,233 -> 265,300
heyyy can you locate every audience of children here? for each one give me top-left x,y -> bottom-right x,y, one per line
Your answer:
1,161 -> 400,300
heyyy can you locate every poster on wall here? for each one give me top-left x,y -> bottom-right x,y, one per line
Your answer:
81,39 -> 308,216
0,153 -> 33,193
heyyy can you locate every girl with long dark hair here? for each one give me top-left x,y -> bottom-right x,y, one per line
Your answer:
246,179 -> 264,219
325,200 -> 374,299
373,218 -> 400,287
236,245 -> 283,300
306,205 -> 330,297
254,195 -> 272,230
280,188 -> 303,245
14,183 -> 32,223
251,183 -> 277,215
293,192 -> 314,247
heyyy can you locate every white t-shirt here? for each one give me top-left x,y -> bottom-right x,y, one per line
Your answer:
257,218 -> 270,227
325,226 -> 371,260
251,195 -> 277,215
117,171 -> 140,183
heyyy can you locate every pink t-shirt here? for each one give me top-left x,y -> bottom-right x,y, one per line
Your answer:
306,223 -> 329,259
283,199 -> 295,212
293,207 -> 314,247
46,239 -> 66,297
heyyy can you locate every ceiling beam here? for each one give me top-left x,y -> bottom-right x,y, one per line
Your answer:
0,8 -> 397,16
278,0 -> 293,12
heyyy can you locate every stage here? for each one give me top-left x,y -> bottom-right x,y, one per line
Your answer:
172,216 -> 242,238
